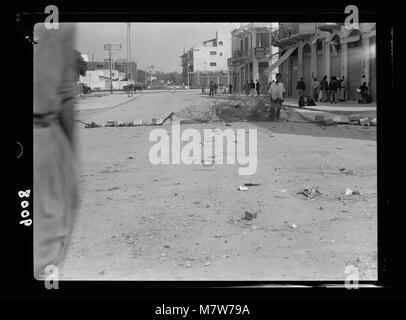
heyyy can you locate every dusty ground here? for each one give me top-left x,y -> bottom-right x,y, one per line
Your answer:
62,91 -> 377,281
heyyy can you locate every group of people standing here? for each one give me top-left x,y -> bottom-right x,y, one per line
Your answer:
243,79 -> 261,96
307,76 -> 347,104
207,81 -> 234,96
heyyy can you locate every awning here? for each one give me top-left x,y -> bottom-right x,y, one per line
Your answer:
264,46 -> 298,76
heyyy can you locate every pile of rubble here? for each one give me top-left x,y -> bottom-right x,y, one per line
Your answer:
315,115 -> 377,126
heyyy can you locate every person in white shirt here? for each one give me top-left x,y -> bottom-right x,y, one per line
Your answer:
268,73 -> 286,121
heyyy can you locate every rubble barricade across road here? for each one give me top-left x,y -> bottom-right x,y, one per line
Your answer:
359,117 -> 371,126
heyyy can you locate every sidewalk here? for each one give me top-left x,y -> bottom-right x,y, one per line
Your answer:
75,92 -> 139,112
283,97 -> 376,112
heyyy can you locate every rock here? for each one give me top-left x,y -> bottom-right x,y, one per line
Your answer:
290,223 -> 298,229
244,211 -> 257,220
315,115 -> 325,123
332,115 -> 350,124
323,119 -> 336,126
238,186 -> 248,191
371,117 -> 377,126
117,121 -> 124,127
359,117 -> 370,126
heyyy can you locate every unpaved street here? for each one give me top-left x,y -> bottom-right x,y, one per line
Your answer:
62,91 -> 377,280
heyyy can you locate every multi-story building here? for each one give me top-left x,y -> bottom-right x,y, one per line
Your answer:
180,32 -> 231,88
228,23 -> 279,94
270,23 -> 376,101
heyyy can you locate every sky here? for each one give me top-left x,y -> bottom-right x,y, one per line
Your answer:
75,23 -> 240,73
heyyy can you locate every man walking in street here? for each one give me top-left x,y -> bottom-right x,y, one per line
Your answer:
229,82 -> 232,94
255,80 -> 260,96
296,77 -> 306,106
269,73 -> 285,121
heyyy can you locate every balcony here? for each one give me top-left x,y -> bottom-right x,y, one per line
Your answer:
272,23 -> 315,47
254,47 -> 271,57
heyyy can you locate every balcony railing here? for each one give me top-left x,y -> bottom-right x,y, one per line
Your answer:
254,47 -> 271,56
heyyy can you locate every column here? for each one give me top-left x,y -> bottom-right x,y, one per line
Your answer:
253,58 -> 259,82
362,36 -> 371,87
297,42 -> 304,78
324,39 -> 331,80
311,42 -> 317,80
341,41 -> 349,100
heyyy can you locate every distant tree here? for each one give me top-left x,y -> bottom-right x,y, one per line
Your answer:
73,49 -> 87,80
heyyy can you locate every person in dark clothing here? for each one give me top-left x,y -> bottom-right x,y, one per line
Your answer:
358,82 -> 369,104
214,82 -> 218,95
255,80 -> 260,96
329,76 -> 338,103
244,81 -> 250,96
296,77 -> 306,107
249,79 -> 255,96
320,76 -> 329,102
209,81 -> 214,97
229,82 -> 232,94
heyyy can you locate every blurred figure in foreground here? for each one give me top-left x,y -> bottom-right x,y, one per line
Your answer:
33,23 -> 79,279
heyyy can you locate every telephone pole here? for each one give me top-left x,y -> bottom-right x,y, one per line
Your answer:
104,43 -> 122,94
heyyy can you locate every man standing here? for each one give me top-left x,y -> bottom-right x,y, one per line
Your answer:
249,79 -> 255,96
268,73 -> 285,121
296,77 -> 306,106
312,77 -> 320,101
209,81 -> 214,97
214,82 -> 218,95
320,76 -> 329,102
229,82 -> 232,94
255,80 -> 260,96
339,76 -> 346,101
329,76 -> 338,103
244,80 -> 250,96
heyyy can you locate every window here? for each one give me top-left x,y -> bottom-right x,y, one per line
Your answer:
219,41 -> 223,45
210,51 -> 216,55
210,62 -> 216,67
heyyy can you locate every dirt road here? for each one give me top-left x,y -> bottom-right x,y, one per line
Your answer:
62,92 -> 377,280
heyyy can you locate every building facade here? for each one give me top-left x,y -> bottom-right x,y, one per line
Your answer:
79,69 -> 127,90
87,60 -> 138,80
180,32 -> 231,88
271,23 -> 376,101
228,23 -> 279,94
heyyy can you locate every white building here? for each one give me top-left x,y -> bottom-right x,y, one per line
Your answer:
181,31 -> 232,87
79,69 -> 127,90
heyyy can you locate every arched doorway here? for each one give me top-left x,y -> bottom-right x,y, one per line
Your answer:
347,29 -> 363,101
290,47 -> 298,96
316,39 -> 324,82
330,35 -> 341,80
303,43 -> 311,96
370,35 -> 376,101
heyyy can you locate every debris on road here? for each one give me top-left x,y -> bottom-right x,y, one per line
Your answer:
243,211 -> 257,221
339,167 -> 354,175
238,186 -> 248,191
332,115 -> 350,124
244,183 -> 261,186
297,187 -> 322,199
290,223 -> 298,229
359,117 -> 371,126
371,118 -> 377,126
126,156 -> 134,159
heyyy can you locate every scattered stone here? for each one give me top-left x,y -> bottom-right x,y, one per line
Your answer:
244,211 -> 257,220
297,187 -> 322,199
290,223 -> 298,229
332,115 -> 350,124
163,245 -> 170,248
359,117 -> 371,126
214,234 -> 222,238
244,183 -> 260,186
339,167 -> 354,175
238,186 -> 248,191
127,156 -> 134,159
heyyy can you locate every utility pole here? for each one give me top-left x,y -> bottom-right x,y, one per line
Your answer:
104,44 -> 122,94
187,62 -> 189,88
